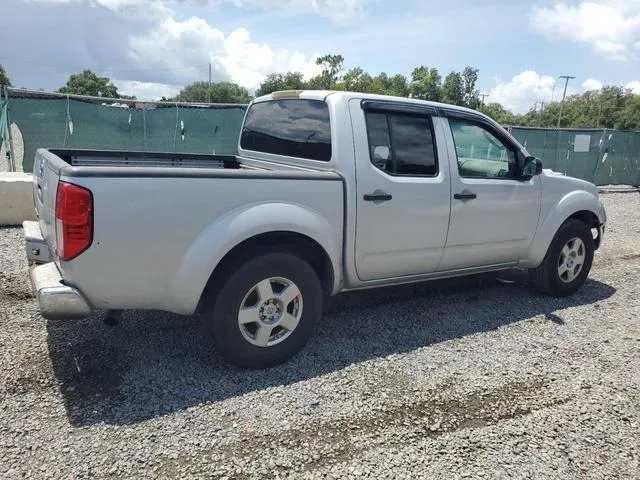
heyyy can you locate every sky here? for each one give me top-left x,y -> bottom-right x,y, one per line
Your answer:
1,0 -> 639,113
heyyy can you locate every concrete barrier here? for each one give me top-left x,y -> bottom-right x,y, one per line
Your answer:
0,173 -> 36,226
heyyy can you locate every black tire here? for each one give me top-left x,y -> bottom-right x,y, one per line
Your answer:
529,219 -> 594,297
205,251 -> 323,369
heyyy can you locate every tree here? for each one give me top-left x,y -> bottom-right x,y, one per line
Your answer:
255,72 -> 307,97
462,66 -> 480,109
308,54 -> 344,89
410,66 -> 441,101
388,74 -> 410,97
441,72 -> 464,106
340,67 -> 375,93
0,64 -> 11,87
175,81 -> 251,103
615,92 -> 640,130
480,102 -> 516,125
58,70 -> 124,98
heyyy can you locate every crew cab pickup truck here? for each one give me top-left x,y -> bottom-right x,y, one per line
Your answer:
24,90 -> 607,368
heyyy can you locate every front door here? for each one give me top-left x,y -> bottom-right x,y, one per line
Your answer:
438,115 -> 542,271
349,99 -> 452,281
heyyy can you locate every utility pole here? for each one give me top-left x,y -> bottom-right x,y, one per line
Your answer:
479,93 -> 489,106
556,75 -> 575,128
538,101 -> 545,127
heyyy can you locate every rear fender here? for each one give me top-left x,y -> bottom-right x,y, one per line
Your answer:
169,202 -> 342,314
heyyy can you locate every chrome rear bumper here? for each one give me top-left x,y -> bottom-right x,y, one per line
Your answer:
29,262 -> 92,320
23,220 -> 51,263
24,221 -> 92,320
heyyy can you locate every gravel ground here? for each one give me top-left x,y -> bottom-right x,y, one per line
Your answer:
1,192 -> 639,479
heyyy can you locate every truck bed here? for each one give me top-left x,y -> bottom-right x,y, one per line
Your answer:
48,148 -> 249,170
31,147 -> 345,316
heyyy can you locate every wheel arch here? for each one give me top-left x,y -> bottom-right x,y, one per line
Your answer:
196,230 -> 336,315
522,190 -> 602,268
169,202 -> 342,315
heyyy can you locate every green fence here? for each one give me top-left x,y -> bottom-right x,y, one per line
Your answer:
3,88 -> 247,173
509,127 -> 640,187
2,88 -> 639,186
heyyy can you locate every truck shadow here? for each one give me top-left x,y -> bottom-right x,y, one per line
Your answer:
45,270 -> 616,427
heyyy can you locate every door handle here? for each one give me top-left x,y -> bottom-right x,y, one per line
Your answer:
454,191 -> 477,200
363,190 -> 392,202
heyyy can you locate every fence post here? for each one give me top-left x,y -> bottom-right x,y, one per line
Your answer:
3,86 -> 16,172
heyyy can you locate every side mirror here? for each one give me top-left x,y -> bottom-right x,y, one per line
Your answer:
519,155 -> 543,179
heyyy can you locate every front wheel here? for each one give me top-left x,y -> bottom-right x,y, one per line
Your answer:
529,219 -> 595,297
205,251 -> 323,369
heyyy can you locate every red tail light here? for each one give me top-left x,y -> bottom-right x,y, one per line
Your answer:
56,181 -> 93,261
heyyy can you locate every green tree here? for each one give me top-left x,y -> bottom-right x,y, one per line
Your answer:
480,102 -> 516,125
409,66 -> 441,101
615,92 -> 640,130
462,66 -> 480,109
255,72 -> 307,97
175,81 -> 251,103
441,72 -> 464,106
308,54 -> 344,89
340,67 -> 375,93
0,64 -> 11,87
57,70 -> 124,98
387,74 -> 410,97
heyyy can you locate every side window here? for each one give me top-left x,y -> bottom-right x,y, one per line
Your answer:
365,111 -> 438,176
448,118 -> 517,179
240,99 -> 331,162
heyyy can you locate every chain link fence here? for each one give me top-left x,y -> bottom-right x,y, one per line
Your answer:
1,87 -> 639,186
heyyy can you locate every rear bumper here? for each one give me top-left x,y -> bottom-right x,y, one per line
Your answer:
23,220 -> 51,263
29,262 -> 92,320
24,221 -> 92,320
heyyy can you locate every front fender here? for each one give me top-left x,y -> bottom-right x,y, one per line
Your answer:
169,202 -> 343,314
522,189 -> 602,268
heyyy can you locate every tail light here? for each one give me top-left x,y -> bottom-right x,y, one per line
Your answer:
55,181 -> 93,261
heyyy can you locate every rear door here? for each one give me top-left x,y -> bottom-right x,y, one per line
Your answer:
349,99 -> 452,281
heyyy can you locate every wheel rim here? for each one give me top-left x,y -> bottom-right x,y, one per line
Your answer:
237,277 -> 303,347
557,237 -> 586,283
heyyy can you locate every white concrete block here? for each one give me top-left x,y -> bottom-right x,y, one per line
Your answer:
0,173 -> 36,226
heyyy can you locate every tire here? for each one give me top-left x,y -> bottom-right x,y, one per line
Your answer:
529,219 -> 594,297
205,251 -> 323,369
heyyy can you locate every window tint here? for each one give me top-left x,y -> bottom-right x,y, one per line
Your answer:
240,99 -> 331,161
365,111 -> 437,176
449,118 -> 516,179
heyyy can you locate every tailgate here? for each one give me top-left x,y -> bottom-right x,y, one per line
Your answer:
32,149 -> 66,260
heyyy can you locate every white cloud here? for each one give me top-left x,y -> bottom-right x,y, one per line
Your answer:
489,70 -> 563,114
112,80 -> 183,100
127,16 -> 322,93
583,78 -> 603,91
626,81 -> 640,93
530,1 -> 640,60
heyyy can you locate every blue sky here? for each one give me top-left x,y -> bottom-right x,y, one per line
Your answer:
1,0 -> 639,113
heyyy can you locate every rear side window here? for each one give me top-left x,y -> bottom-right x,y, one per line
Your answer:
240,99 -> 332,162
365,110 -> 438,176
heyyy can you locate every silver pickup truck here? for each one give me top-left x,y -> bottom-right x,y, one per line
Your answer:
24,90 -> 607,368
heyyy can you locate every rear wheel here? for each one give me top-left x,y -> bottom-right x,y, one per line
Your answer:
205,251 -> 323,369
529,219 -> 594,296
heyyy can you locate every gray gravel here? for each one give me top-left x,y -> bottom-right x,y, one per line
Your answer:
1,192 -> 639,479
